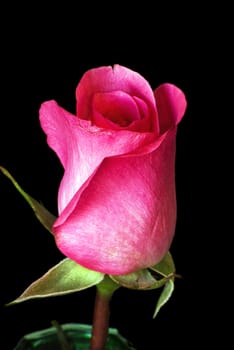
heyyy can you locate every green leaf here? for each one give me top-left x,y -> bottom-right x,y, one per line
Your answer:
0,166 -> 56,234
7,258 -> 104,304
153,279 -> 174,318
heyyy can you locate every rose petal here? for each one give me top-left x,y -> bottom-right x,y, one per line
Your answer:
53,130 -> 177,275
132,96 -> 149,119
39,101 -> 157,214
76,64 -> 159,134
154,83 -> 187,134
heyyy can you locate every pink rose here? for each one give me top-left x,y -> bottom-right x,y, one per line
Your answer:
39,65 -> 186,275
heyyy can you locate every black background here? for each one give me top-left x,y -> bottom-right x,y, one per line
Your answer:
0,8 -> 220,350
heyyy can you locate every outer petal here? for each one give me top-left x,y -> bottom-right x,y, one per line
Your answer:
53,129 -> 177,275
154,83 -> 187,134
39,101 -> 158,214
76,65 -> 159,134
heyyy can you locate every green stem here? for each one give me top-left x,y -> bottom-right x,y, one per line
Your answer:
90,276 -> 119,350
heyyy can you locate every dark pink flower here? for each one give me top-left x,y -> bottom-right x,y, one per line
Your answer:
39,65 -> 186,275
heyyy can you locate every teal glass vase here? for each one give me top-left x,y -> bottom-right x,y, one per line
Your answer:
13,323 -> 136,349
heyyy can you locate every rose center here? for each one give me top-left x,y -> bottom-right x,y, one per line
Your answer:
93,91 -> 142,127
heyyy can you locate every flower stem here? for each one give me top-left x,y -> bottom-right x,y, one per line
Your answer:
90,276 -> 119,350
90,288 -> 110,350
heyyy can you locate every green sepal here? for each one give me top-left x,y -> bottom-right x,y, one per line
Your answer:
149,251 -> 175,276
109,251 -> 175,291
109,268 -> 173,291
110,251 -> 176,317
7,258 -> 104,305
109,268 -> 158,290
0,166 -> 56,234
150,251 -> 176,318
153,279 -> 174,318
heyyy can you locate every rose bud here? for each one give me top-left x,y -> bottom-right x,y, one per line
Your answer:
39,65 -> 186,275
